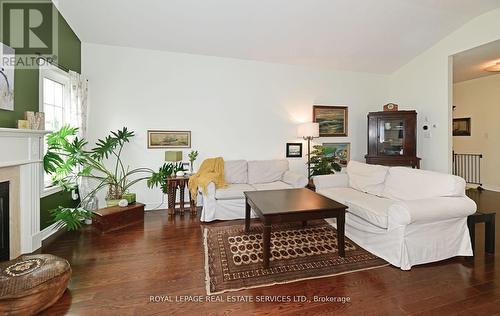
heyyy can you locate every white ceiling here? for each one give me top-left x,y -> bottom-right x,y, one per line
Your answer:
55,0 -> 500,74
453,39 -> 500,82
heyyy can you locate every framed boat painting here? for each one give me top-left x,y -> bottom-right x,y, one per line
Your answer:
147,130 -> 191,148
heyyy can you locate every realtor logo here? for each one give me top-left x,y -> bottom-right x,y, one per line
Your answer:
0,0 -> 58,67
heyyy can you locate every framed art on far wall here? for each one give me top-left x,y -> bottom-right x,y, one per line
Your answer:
323,142 -> 350,167
453,118 -> 471,136
286,143 -> 303,158
147,130 -> 191,148
313,105 -> 348,137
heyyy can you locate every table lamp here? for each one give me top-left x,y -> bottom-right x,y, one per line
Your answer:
165,151 -> 184,176
297,122 -> 319,179
165,151 -> 183,162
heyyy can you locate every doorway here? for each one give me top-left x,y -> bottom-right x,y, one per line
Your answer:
451,39 -> 500,191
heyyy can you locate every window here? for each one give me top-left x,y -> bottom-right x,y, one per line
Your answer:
39,65 -> 71,195
43,78 -> 65,131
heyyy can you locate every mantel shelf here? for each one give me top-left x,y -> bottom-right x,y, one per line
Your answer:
0,128 -> 52,136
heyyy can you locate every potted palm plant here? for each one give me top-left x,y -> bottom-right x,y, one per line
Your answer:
309,145 -> 342,176
44,126 -> 153,230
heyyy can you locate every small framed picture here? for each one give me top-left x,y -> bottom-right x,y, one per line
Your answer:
313,105 -> 348,137
286,143 -> 303,158
147,130 -> 191,148
453,118 -> 471,136
323,142 -> 350,167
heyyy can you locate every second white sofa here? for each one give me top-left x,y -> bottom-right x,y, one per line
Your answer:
313,161 -> 477,270
200,159 -> 308,222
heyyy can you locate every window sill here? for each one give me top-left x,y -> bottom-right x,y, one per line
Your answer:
41,185 -> 63,198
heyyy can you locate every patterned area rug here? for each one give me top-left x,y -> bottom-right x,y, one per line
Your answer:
204,220 -> 388,294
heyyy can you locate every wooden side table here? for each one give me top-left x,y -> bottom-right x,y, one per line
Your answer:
166,176 -> 197,216
467,212 -> 495,255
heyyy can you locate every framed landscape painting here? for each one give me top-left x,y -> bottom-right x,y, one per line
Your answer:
323,142 -> 350,167
313,105 -> 348,137
147,130 -> 191,148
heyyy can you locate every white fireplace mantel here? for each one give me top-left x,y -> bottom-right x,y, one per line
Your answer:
0,127 -> 51,257
0,127 -> 51,168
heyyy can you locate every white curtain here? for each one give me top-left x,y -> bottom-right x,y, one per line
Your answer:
68,71 -> 92,204
68,70 -> 89,139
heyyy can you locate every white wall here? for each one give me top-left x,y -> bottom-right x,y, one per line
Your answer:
453,74 -> 500,191
83,43 -> 389,209
388,8 -> 500,172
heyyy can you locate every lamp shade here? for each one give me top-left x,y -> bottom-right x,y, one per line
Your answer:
297,122 -> 319,138
165,151 -> 183,162
485,62 -> 500,72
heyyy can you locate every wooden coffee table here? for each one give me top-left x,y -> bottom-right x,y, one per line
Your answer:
244,188 -> 348,268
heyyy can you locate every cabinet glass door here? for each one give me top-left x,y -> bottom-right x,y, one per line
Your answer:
378,118 -> 404,156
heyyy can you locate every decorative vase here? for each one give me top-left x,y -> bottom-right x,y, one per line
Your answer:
82,195 -> 98,225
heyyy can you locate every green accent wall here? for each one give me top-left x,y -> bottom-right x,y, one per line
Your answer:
0,67 -> 39,127
0,6 -> 82,229
40,190 -> 80,229
57,13 -> 81,74
0,11 -> 80,127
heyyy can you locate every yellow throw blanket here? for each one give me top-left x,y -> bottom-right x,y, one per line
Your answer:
188,157 -> 226,200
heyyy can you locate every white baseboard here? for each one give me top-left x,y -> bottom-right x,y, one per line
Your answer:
145,202 -> 167,211
144,200 -> 201,211
481,184 -> 500,192
32,220 -> 62,251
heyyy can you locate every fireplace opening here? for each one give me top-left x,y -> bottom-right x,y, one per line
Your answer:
0,181 -> 9,261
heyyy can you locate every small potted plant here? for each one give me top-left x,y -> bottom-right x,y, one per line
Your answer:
188,150 -> 199,174
309,145 -> 342,176
147,162 -> 183,193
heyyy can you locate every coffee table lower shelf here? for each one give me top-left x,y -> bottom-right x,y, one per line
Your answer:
244,189 -> 347,269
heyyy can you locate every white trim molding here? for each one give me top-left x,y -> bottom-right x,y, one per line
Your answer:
41,185 -> 63,198
482,184 -> 500,193
0,127 -> 51,254
33,220 -> 62,248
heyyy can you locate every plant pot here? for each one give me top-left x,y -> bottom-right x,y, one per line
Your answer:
106,199 -> 120,207
84,218 -> 92,225
122,192 -> 136,204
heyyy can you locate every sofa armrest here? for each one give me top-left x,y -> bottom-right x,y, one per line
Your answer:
282,171 -> 308,188
202,182 -> 216,199
388,196 -> 477,227
199,182 -> 217,222
312,173 -> 349,190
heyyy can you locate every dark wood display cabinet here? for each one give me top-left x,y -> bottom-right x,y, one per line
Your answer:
365,110 -> 421,168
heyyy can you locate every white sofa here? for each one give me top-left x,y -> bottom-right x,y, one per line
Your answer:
313,160 -> 477,270
200,159 -> 308,222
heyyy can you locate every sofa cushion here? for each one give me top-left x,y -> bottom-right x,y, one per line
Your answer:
346,161 -> 389,196
382,167 -> 466,201
215,183 -> 255,200
247,160 -> 289,184
251,181 -> 294,191
282,171 -> 308,188
317,187 -> 396,229
224,160 -> 248,184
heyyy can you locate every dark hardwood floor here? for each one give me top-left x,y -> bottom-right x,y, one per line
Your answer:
40,190 -> 500,315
